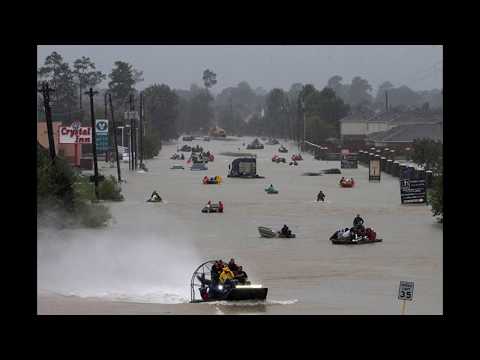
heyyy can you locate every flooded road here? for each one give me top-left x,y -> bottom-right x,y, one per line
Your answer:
37,136 -> 443,314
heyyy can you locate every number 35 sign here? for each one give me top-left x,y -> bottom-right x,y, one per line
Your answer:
398,281 -> 414,301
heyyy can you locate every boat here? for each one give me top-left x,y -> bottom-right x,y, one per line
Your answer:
201,203 -> 224,213
179,145 -> 192,152
330,227 -> 381,245
258,226 -> 296,238
291,154 -> 303,161
272,155 -> 286,163
170,164 -> 185,170
191,163 -> 208,171
247,138 -> 264,150
190,260 -> 268,303
146,198 -> 162,203
278,145 -> 288,153
203,176 -> 222,184
302,172 -> 323,176
265,187 -> 279,194
339,178 -> 355,187
266,138 -> 279,145
331,237 -> 383,245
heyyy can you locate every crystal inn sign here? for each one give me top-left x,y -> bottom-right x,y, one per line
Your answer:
59,123 -> 92,144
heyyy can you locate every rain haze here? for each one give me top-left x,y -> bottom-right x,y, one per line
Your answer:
37,45 -> 442,92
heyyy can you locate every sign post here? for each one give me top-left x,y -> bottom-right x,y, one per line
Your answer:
398,281 -> 414,315
369,159 -> 381,181
95,119 -> 109,157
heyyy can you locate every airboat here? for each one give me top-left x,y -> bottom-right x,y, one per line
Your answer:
190,260 -> 268,303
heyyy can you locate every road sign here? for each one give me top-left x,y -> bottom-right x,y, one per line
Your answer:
96,119 -> 108,134
95,119 -> 109,154
398,281 -> 414,301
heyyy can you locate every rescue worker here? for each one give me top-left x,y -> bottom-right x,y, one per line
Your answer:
234,266 -> 249,285
228,258 -> 239,274
353,214 -> 365,230
150,191 -> 161,202
317,191 -> 325,202
281,224 -> 291,237
219,266 -> 235,285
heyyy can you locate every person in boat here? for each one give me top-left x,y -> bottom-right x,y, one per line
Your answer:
181,154 -> 185,160
267,184 -> 275,192
234,266 -> 249,285
219,266 -> 236,288
210,261 -> 222,286
340,176 -> 345,184
218,201 -> 224,212
281,224 -> 291,237
228,258 -> 239,274
317,190 -> 325,202
150,191 -> 162,202
353,214 -> 365,231
206,200 -> 212,212
341,227 -> 352,240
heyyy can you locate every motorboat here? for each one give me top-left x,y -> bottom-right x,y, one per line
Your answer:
258,226 -> 296,238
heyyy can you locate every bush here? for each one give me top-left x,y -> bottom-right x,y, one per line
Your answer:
98,175 -> 124,201
429,174 -> 443,223
76,201 -> 112,227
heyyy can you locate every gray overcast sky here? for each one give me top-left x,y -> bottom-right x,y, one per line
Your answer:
37,45 -> 442,94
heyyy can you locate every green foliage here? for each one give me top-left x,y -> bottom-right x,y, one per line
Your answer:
143,130 -> 162,159
108,61 -> 143,101
203,69 -> 217,89
37,144 -> 112,228
429,172 -> 443,222
98,175 -> 124,201
188,89 -> 214,132
411,138 -> 443,171
143,84 -> 179,140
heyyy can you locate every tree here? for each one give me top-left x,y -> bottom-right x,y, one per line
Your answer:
73,56 -> 106,109
411,138 -> 443,171
265,88 -> 289,138
429,163 -> 443,223
326,75 -> 349,102
188,89 -> 214,132
143,84 -> 179,140
38,52 -> 77,122
202,69 -> 217,89
347,76 -> 373,106
108,61 -> 143,102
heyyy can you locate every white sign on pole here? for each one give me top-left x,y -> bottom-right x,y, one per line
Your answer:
398,281 -> 414,301
59,126 -> 92,144
95,119 -> 108,134
124,111 -> 139,120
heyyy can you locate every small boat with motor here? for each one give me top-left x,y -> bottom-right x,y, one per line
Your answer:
258,226 -> 296,238
339,177 -> 355,188
201,201 -> 224,213
330,227 -> 382,245
278,145 -> 288,153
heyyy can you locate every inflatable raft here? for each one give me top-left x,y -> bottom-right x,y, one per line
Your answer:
339,178 -> 355,187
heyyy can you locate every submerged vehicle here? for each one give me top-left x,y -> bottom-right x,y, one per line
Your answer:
322,168 -> 342,174
170,164 -> 185,170
278,145 -> 288,153
227,156 -> 265,178
330,228 -> 382,245
171,153 -> 182,160
258,226 -> 296,238
204,136 -> 210,141
339,178 -> 355,187
190,260 -> 268,303
183,135 -> 195,141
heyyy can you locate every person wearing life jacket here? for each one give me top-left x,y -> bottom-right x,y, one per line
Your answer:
219,266 -> 235,285
234,266 -> 249,285
218,201 -> 224,212
267,184 -> 275,192
340,176 -> 345,184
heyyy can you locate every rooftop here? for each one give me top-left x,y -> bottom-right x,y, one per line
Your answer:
367,122 -> 443,143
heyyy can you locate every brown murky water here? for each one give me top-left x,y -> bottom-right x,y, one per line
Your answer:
37,137 -> 442,315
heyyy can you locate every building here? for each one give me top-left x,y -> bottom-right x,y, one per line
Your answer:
37,121 -> 82,165
366,121 -> 443,148
340,109 -> 443,144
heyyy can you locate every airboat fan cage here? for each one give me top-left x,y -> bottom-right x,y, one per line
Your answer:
190,260 -> 218,302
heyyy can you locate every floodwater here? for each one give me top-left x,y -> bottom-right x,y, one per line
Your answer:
37,137 -> 443,315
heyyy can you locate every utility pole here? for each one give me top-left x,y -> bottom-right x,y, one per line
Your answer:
85,87 -> 100,200
385,90 -> 389,112
108,93 -> 122,183
129,94 -> 135,171
302,99 -> 306,153
38,82 -> 56,162
139,91 -> 144,168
